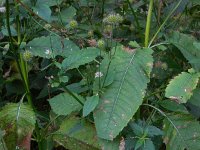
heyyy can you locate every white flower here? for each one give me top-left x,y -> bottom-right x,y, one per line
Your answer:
95,72 -> 103,78
45,49 -> 51,55
0,7 -> 6,13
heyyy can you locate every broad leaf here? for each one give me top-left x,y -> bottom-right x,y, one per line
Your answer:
60,6 -> 76,23
83,95 -> 99,117
62,47 -> 100,70
168,31 -> 200,71
94,46 -> 153,140
33,4 -> 51,22
0,103 -> 36,150
53,116 -> 100,150
165,70 -> 200,103
48,93 -> 83,116
27,35 -> 80,58
163,113 -> 200,150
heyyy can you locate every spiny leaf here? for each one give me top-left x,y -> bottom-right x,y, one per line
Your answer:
165,70 -> 200,103
48,93 -> 83,116
94,46 -> 153,140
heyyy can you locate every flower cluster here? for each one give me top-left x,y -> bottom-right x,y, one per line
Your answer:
103,13 -> 123,25
23,50 -> 32,61
0,7 -> 6,13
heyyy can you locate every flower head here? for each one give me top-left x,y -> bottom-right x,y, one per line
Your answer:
103,13 -> 123,25
97,39 -> 105,49
0,7 -> 6,13
69,20 -> 78,29
88,30 -> 94,37
95,72 -> 103,78
23,50 -> 32,61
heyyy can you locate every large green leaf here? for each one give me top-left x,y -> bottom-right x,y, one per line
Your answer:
94,46 -> 153,140
26,35 -> 80,58
53,116 -> 100,150
0,103 -> 36,150
168,31 -> 200,71
62,47 -> 100,70
165,69 -> 200,103
33,4 -> 51,22
163,113 -> 200,150
48,93 -> 83,116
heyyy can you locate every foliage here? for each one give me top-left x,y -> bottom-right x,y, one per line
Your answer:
0,0 -> 200,149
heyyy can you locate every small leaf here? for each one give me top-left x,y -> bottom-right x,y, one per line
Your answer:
62,47 -> 100,70
165,70 -> 200,103
33,4 -> 51,22
129,41 -> 140,48
48,93 -> 83,116
83,95 -> 99,117
60,6 -> 76,23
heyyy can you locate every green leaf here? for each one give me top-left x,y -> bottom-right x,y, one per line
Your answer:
48,93 -> 83,116
98,138 -> 120,150
158,100 -> 188,113
168,31 -> 200,71
93,56 -> 116,94
188,88 -> 200,107
165,70 -> 200,103
62,47 -> 100,70
83,95 -> 99,117
94,46 -> 153,140
0,103 -> 36,150
38,0 -> 63,6
33,4 -> 51,22
163,113 -> 200,150
26,35 -> 80,58
53,116 -> 100,150
60,6 -> 76,23
129,41 -> 140,48
0,129 -> 7,150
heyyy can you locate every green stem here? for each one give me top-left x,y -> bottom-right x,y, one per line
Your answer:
60,83 -> 84,106
148,0 -> 183,47
144,0 -> 154,47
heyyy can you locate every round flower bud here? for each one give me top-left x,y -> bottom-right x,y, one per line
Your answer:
44,24 -> 51,29
88,30 -> 94,37
23,50 -> 32,61
104,25 -> 113,33
97,39 -> 105,49
69,20 -> 78,29
103,13 -> 123,25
